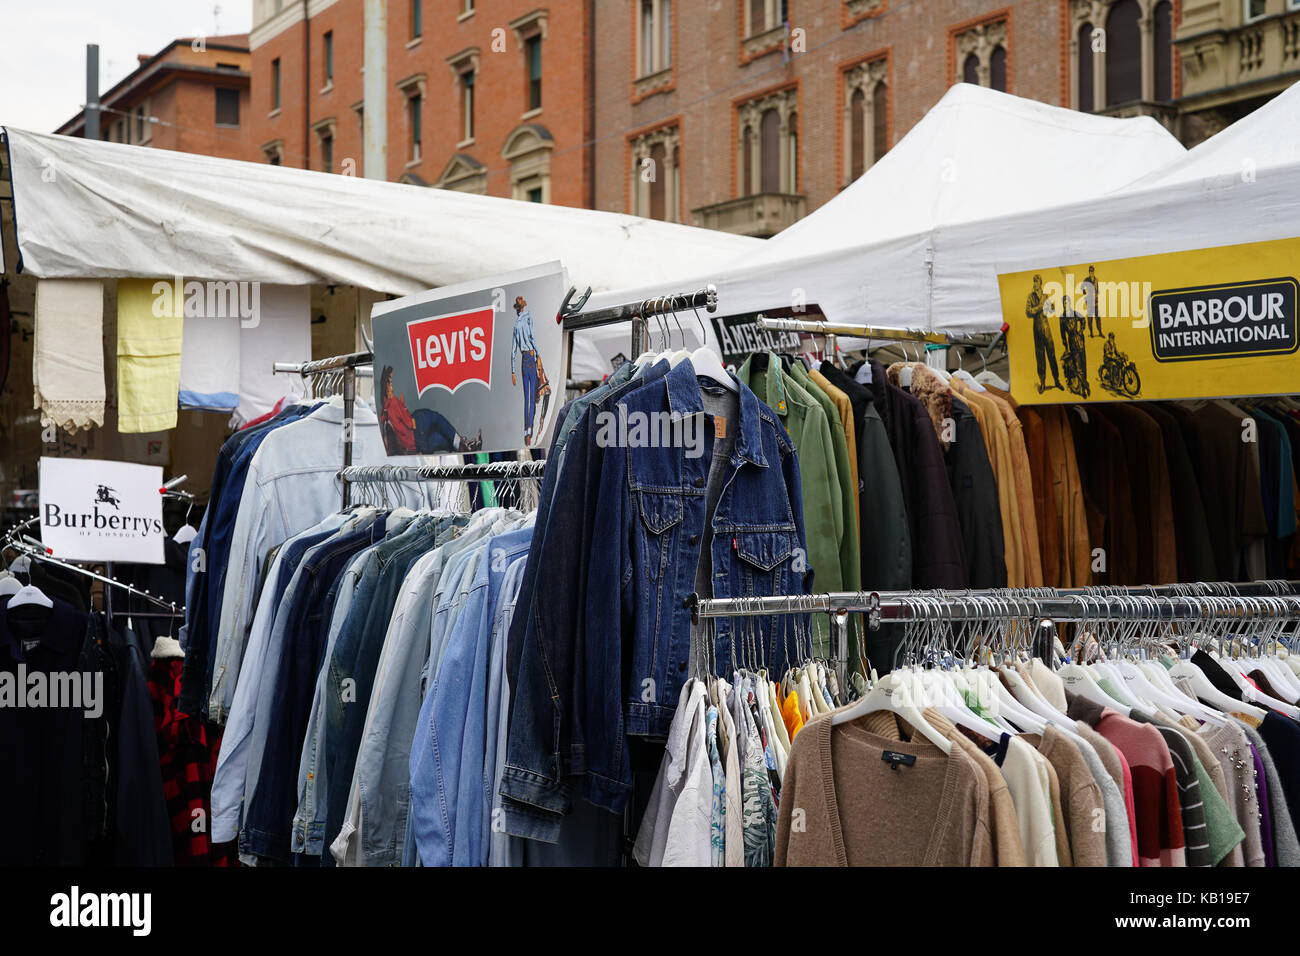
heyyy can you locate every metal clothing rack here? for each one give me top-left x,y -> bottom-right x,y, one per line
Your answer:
1,517 -> 184,618
756,315 -> 1006,367
274,351 -> 375,507
560,284 -> 719,357
691,581 -> 1300,626
337,460 -> 546,513
690,582 -> 1300,678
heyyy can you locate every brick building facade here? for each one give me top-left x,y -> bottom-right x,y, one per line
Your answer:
592,0 -> 1192,237
56,35 -> 258,164
57,2 -> 1300,242
249,0 -> 594,206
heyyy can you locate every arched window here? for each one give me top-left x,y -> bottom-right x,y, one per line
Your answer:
989,45 -> 1007,92
648,142 -> 667,220
760,108 -> 780,193
963,52 -> 980,85
742,126 -> 754,196
850,88 -> 865,181
671,144 -> 680,219
1153,0 -> 1173,102
788,112 -> 798,193
872,79 -> 889,162
1077,22 -> 1095,112
1105,0 -> 1142,106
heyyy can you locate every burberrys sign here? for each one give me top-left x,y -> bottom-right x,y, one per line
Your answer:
39,458 -> 166,564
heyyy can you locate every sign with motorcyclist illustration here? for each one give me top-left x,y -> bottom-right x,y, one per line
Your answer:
370,261 -> 565,455
38,457 -> 166,564
999,237 -> 1300,404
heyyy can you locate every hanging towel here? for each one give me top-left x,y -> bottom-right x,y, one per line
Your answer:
117,278 -> 183,433
179,285 -> 240,411
234,284 -> 310,426
33,278 -> 105,431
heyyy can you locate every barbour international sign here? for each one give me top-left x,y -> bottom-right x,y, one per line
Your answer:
998,237 -> 1300,404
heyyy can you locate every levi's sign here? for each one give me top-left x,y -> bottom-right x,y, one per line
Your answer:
371,261 -> 567,455
406,307 -> 494,396
1150,278 -> 1298,361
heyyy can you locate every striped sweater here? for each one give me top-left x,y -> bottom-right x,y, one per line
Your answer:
1067,692 -> 1185,866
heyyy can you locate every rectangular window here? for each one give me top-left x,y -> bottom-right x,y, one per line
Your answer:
641,0 -> 654,73
528,186 -> 544,203
463,0 -> 474,12
135,106 -> 145,140
461,70 -> 475,140
410,93 -> 422,160
321,133 -> 333,173
215,88 -> 240,126
1245,0 -> 1267,19
412,0 -> 422,38
526,35 -> 542,110
272,58 -> 281,110
662,0 -> 672,68
324,31 -> 333,84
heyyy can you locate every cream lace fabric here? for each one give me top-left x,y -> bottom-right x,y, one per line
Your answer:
33,278 -> 105,431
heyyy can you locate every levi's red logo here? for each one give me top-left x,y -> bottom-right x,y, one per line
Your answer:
406,307 -> 494,396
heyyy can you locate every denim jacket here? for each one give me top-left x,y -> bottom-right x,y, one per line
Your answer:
501,361 -> 807,841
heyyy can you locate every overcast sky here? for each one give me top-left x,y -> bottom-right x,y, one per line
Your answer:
0,1 -> 253,133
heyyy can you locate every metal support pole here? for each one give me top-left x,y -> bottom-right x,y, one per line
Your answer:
363,0 -> 388,179
85,44 -> 100,141
342,365 -> 356,508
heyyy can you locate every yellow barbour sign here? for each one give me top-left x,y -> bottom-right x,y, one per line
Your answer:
998,237 -> 1300,404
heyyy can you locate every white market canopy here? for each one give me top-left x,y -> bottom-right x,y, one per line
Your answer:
1118,81 -> 1300,191
584,84 -> 1191,335
0,126 -> 760,297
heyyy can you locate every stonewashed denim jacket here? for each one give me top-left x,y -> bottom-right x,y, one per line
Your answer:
500,360 -> 808,842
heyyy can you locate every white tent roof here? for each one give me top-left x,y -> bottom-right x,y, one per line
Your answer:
583,85 -> 1187,333
1117,81 -> 1300,191
742,83 -> 1186,269
0,127 -> 760,296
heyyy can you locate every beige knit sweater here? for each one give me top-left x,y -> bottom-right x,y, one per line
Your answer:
774,713 -> 993,867
1023,726 -> 1108,867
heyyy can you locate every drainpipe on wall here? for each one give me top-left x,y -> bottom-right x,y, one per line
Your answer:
303,0 -> 311,169
584,0 -> 595,209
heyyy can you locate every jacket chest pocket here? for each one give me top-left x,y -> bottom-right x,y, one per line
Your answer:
635,491 -> 684,582
730,529 -> 798,597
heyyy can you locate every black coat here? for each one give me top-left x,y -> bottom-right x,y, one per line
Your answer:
854,359 -> 967,589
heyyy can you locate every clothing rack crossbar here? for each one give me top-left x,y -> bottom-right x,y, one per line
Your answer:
691,582 -> 1300,630
756,315 -> 999,348
337,461 -> 547,485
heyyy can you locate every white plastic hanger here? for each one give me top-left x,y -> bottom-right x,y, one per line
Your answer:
0,575 -> 21,599
1139,660 -> 1227,726
689,346 -> 738,392
8,584 -> 53,610
1168,651 -> 1267,722
974,369 -> 1010,389
831,673 -> 952,754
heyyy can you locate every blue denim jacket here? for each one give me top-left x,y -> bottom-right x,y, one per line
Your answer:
500,361 -> 808,841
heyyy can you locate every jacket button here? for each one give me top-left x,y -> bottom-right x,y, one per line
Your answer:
693,476 -> 705,488
689,534 -> 700,545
